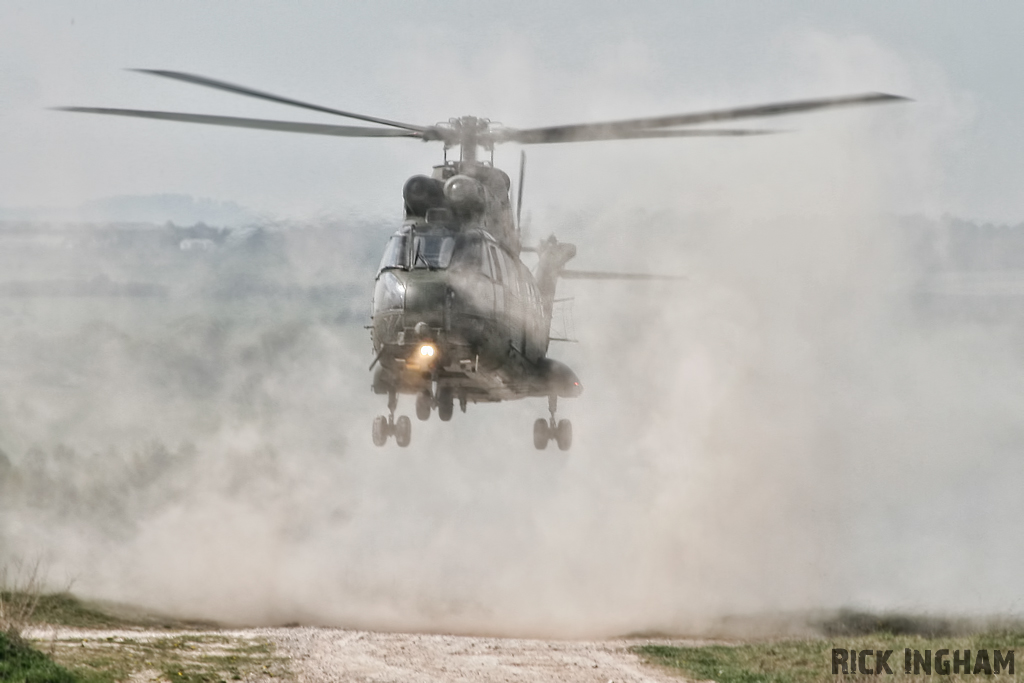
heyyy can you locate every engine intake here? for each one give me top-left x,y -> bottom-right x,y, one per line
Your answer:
403,175 -> 446,217
443,175 -> 486,214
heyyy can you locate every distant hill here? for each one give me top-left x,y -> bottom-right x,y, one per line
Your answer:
901,215 -> 1024,271
0,193 -> 261,226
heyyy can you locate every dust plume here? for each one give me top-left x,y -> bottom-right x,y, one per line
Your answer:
2,31 -> 1022,639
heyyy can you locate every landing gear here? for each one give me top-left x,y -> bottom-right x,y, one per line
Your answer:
554,419 -> 572,451
372,391 -> 413,447
533,418 -> 549,450
394,415 -> 411,447
372,415 -> 389,446
437,388 -> 454,422
533,395 -> 572,451
416,390 -> 432,421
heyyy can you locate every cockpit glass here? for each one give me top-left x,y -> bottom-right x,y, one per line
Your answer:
449,237 -> 484,272
378,234 -> 456,271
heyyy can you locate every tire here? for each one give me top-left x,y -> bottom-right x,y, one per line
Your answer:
437,389 -> 454,422
555,419 -> 572,451
372,415 -> 389,446
395,415 -> 412,447
415,392 -> 432,421
533,418 -> 549,450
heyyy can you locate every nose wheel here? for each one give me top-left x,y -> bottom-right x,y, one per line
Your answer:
534,396 -> 572,450
373,391 -> 412,447
416,390 -> 432,421
437,388 -> 454,422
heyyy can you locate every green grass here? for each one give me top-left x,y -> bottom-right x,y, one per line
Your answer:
0,630 -> 81,683
17,593 -> 134,630
0,591 -> 289,682
44,634 -> 291,683
634,630 -> 1024,683
3,591 -> 216,631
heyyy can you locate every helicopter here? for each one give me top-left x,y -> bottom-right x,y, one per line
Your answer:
57,70 -> 906,449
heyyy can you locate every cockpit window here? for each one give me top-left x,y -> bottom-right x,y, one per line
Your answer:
378,234 -> 456,271
449,237 -> 485,272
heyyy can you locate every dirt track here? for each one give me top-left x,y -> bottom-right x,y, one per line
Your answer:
30,627 -> 693,683
271,628 -> 689,683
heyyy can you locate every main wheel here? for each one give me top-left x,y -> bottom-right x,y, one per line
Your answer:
395,415 -> 412,447
437,389 -> 454,422
415,391 -> 432,421
555,419 -> 572,451
533,418 -> 550,450
372,415 -> 389,446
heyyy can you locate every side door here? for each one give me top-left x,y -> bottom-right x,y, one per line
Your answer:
486,244 -> 506,322
456,238 -> 494,318
501,251 -> 526,355
520,269 -> 544,362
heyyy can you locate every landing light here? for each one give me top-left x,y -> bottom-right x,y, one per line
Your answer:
419,343 -> 436,358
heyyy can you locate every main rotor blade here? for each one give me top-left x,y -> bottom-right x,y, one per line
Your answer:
54,107 -> 422,138
131,69 -> 427,133
508,128 -> 781,145
505,92 -> 908,144
560,269 -> 685,281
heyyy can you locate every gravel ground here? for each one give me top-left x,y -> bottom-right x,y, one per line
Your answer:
268,627 -> 690,683
27,626 -> 694,683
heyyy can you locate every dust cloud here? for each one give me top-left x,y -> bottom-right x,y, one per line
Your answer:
3,34 -> 1023,639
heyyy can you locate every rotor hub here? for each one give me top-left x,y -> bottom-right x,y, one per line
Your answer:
426,116 -> 501,161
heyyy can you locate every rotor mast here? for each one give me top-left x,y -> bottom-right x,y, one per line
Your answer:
448,116 -> 490,164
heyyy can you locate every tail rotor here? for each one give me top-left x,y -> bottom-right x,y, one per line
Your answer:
516,150 -> 528,246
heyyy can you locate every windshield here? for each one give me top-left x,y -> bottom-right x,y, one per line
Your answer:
378,234 -> 456,271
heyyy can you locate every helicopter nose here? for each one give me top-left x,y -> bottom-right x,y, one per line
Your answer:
403,279 -> 448,327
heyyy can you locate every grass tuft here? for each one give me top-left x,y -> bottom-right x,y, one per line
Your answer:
635,629 -> 1024,683
0,630 -> 80,683
15,593 -> 127,630
1,560 -> 46,637
43,633 -> 290,682
819,610 -> 957,638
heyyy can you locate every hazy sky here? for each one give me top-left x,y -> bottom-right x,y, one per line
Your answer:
2,1 -> 1022,222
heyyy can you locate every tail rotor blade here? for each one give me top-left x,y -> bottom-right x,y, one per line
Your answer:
516,150 -> 526,231
559,269 -> 685,281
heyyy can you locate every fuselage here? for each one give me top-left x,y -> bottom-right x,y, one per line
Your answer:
370,220 -> 581,406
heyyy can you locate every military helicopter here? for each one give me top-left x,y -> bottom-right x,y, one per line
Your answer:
58,70 -> 906,449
